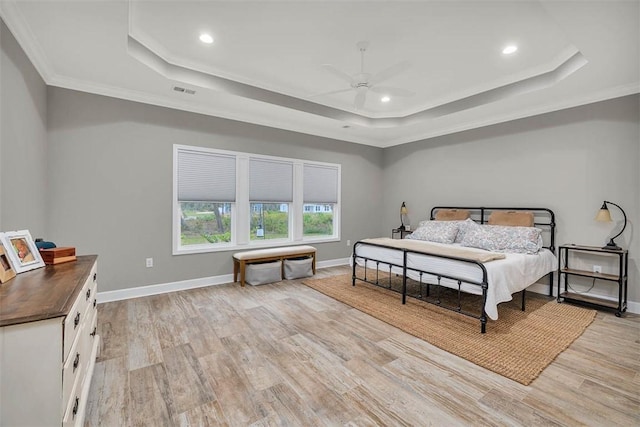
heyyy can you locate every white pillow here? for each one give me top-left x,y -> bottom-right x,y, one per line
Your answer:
460,225 -> 543,254
406,221 -> 459,244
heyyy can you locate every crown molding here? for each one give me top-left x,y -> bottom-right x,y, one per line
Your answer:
382,82 -> 640,147
0,1 -> 55,83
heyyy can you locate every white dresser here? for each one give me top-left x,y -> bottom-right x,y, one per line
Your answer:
0,255 -> 100,426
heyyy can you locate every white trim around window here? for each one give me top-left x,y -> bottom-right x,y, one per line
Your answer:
173,144 -> 341,255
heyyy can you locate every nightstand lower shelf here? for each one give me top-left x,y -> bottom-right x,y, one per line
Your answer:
559,291 -> 624,314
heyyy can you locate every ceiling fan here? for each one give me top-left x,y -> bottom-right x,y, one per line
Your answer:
317,41 -> 414,110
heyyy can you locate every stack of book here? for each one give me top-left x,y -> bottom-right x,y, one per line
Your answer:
40,247 -> 77,265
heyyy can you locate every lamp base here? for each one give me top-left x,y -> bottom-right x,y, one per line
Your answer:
602,239 -> 622,251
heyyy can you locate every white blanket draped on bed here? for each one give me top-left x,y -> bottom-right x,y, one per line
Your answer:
352,239 -> 557,320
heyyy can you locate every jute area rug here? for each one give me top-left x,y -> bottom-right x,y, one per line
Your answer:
302,273 -> 597,385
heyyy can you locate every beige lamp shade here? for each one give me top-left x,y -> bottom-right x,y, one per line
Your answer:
400,204 -> 408,215
595,205 -> 612,222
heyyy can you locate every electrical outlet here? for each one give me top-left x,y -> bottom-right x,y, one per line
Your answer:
347,239 -> 351,246
593,265 -> 602,274
146,258 -> 153,268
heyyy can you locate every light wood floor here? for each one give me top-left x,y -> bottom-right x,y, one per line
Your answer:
85,266 -> 639,426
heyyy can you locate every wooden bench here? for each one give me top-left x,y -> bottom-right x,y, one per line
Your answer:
233,245 -> 317,286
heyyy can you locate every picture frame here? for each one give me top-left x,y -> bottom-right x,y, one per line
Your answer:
0,245 -> 16,283
0,230 -> 45,274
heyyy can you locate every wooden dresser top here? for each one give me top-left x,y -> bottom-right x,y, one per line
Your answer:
0,255 -> 97,327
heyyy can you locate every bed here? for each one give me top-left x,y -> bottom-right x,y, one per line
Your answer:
351,207 -> 557,333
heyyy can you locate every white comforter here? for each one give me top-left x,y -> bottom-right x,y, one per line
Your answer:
352,240 -> 557,320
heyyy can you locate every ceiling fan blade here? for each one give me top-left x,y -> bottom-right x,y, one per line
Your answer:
309,88 -> 354,98
369,60 -> 411,85
354,90 -> 367,110
370,86 -> 415,97
321,64 -> 353,84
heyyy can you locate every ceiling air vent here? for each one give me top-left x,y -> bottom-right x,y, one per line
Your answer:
172,86 -> 196,95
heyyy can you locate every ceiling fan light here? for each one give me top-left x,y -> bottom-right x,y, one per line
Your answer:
381,96 -> 391,103
502,45 -> 518,55
199,33 -> 214,44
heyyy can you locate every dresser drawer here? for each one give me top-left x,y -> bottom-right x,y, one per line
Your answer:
81,305 -> 98,370
63,263 -> 97,361
64,287 -> 98,409
62,321 -> 84,413
62,383 -> 82,427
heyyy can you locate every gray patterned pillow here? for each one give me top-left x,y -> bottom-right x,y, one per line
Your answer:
406,221 -> 459,244
460,225 -> 543,254
454,218 -> 480,243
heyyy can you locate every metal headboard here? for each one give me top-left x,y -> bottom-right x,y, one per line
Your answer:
430,206 -> 556,253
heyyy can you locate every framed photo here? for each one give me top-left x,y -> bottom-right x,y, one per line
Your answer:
0,230 -> 45,274
0,245 -> 16,283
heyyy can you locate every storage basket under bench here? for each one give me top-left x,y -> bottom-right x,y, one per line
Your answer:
233,245 -> 316,286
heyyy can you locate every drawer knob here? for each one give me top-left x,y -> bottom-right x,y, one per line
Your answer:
93,298 -> 97,308
72,396 -> 79,419
86,288 -> 91,300
74,312 -> 81,328
73,352 -> 80,372
90,327 -> 97,337
93,272 -> 97,282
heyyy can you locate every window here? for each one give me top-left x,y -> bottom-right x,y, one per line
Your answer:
180,202 -> 231,245
175,148 -> 235,252
250,203 -> 289,240
249,158 -> 292,241
303,164 -> 339,239
174,145 -> 340,254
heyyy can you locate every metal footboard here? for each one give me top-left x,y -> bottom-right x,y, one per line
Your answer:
352,240 -> 492,333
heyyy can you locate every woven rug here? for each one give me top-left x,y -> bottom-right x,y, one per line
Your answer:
302,273 -> 597,385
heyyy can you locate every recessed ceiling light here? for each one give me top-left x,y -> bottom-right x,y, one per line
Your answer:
199,33 -> 214,44
381,96 -> 391,103
502,45 -> 518,55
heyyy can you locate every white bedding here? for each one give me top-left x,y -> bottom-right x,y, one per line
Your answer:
352,240 -> 557,320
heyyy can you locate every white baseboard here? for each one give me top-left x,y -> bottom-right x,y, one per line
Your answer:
97,257 -> 351,304
317,257 -> 350,269
97,273 -> 236,303
98,258 -> 638,315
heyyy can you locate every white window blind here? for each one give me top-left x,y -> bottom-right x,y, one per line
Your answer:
249,158 -> 293,202
177,150 -> 236,202
304,164 -> 338,203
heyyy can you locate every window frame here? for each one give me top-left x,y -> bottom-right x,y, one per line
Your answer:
173,145 -> 340,255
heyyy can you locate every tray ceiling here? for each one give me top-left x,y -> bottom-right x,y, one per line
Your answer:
1,1 -> 638,147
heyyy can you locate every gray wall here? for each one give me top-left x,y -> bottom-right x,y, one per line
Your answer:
0,19 -> 47,235
2,16 -> 638,306
46,88 -> 383,292
382,95 -> 639,302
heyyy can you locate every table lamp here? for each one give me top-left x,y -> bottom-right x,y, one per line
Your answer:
595,200 -> 627,250
399,202 -> 408,231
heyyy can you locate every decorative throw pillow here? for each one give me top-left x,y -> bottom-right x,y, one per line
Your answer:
488,211 -> 534,227
434,209 -> 471,221
454,218 -> 481,244
460,225 -> 543,254
406,221 -> 459,244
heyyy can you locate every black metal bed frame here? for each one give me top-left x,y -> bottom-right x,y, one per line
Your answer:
351,207 -> 556,333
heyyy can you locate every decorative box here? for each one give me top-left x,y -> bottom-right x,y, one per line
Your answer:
40,247 -> 77,265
